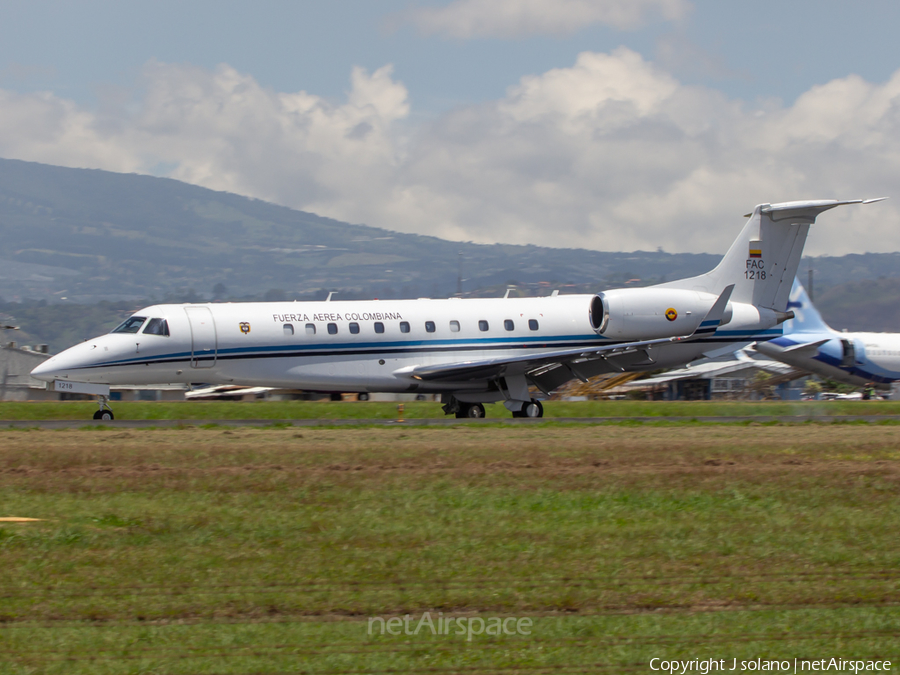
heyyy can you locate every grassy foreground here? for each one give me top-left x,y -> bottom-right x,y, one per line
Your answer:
1,425 -> 898,673
4,399 -> 900,420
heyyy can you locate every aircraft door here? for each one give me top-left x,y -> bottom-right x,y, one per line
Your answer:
184,306 -> 217,368
840,339 -> 855,368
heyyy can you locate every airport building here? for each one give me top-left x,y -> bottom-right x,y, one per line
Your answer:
0,341 -> 57,401
618,351 -> 810,401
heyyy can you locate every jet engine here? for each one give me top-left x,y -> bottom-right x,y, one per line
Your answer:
589,288 -> 728,340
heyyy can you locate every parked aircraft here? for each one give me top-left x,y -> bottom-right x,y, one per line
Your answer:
754,278 -> 900,389
31,199 -> 883,419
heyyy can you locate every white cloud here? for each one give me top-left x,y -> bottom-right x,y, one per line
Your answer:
0,89 -> 138,172
134,60 -> 408,208
397,0 -> 691,38
0,50 -> 898,257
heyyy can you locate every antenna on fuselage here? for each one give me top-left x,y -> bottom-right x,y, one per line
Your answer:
325,292 -> 337,302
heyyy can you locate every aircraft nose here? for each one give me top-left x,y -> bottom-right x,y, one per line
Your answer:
30,339 -> 114,384
30,358 -> 60,382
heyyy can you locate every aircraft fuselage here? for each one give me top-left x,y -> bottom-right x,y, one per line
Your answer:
32,295 -> 780,396
757,331 -> 900,387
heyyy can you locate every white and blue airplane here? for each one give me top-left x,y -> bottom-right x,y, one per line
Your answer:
31,199 -> 883,420
754,278 -> 900,390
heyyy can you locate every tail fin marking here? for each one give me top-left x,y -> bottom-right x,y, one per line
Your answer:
656,199 -> 885,311
782,279 -> 831,334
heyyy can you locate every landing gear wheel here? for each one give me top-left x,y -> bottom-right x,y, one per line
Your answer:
512,399 -> 543,418
94,395 -> 114,421
456,403 -> 486,419
523,399 -> 543,418
358,393 -> 370,401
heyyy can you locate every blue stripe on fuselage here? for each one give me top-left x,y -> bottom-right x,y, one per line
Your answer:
70,329 -> 784,371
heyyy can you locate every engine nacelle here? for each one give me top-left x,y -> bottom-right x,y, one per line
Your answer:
589,288 -> 726,340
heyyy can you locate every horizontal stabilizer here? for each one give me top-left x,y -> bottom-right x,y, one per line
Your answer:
743,198 -> 887,219
784,338 -> 830,355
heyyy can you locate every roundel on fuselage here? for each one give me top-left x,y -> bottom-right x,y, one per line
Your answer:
665,308 -> 678,321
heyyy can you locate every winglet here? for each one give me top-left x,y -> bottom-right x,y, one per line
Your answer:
694,284 -> 734,335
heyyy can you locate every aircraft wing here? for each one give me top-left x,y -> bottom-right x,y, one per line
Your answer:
401,333 -> 697,383
400,285 -> 734,388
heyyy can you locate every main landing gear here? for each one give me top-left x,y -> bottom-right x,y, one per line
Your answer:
456,402 -> 486,419
512,399 -> 543,418
442,396 -> 544,419
93,395 -> 115,421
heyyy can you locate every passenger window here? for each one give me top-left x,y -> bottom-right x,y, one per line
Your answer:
327,323 -> 338,335
400,321 -> 410,333
529,319 -> 539,331
504,319 -> 515,331
143,318 -> 170,336
305,323 -> 316,335
478,320 -> 489,332
283,323 -> 294,336
349,322 -> 360,334
374,322 -> 385,334
450,320 -> 460,333
112,316 -> 147,334
425,321 -> 436,333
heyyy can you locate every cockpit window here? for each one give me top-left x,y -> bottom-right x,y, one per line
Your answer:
112,316 -> 147,334
143,318 -> 170,336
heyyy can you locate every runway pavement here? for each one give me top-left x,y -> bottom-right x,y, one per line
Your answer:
4,415 -> 900,429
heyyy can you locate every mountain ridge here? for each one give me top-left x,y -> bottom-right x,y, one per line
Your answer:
0,156 -> 726,303
0,156 -> 896,306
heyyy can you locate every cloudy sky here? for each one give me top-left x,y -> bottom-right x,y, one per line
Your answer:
2,0 -> 900,256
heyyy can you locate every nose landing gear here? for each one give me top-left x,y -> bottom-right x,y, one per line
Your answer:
93,396 -> 115,421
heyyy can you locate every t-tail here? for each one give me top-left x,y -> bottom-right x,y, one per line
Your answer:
782,278 -> 831,334
656,199 -> 886,311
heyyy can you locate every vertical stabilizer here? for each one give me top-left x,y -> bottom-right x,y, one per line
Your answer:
655,199 -> 884,310
782,278 -> 831,334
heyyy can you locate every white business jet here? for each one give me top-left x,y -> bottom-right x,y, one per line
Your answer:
755,278 -> 900,390
31,199 -> 883,420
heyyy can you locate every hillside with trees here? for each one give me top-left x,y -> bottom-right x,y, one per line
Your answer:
0,157 -> 718,304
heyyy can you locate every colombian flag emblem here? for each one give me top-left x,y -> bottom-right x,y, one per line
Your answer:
665,308 -> 678,321
749,248 -> 762,258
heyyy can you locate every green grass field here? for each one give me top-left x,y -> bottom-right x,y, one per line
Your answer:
1,424 -> 898,673
3,399 -> 900,420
